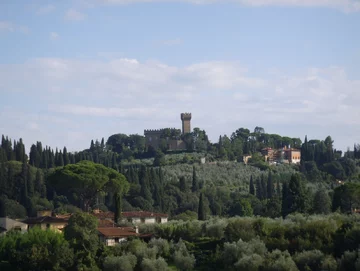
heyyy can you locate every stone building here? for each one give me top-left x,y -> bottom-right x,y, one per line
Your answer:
144,113 -> 192,151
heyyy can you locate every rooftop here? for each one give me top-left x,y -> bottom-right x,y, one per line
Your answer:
22,216 -> 69,225
98,227 -> 139,238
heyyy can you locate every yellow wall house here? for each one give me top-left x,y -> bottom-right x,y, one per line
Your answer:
22,211 -> 69,232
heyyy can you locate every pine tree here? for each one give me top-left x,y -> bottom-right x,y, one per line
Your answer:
267,171 -> 273,199
249,175 -> 255,195
198,193 -> 206,220
191,166 -> 199,193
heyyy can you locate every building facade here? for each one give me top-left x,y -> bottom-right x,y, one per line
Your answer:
0,217 -> 28,235
144,113 -> 192,151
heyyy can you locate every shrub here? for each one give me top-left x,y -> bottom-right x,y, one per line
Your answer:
141,257 -> 168,271
103,254 -> 137,271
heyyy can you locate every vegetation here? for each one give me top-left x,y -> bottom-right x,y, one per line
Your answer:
0,125 -> 360,270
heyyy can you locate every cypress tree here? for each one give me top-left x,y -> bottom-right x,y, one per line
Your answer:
249,175 -> 255,195
267,171 -> 273,199
58,151 -> 64,167
101,138 -> 105,149
114,192 -> 122,224
191,166 -> 199,192
276,179 -> 281,197
256,178 -> 262,200
20,163 -> 28,206
90,140 -> 95,150
179,176 -> 187,192
281,182 -> 289,218
261,174 -> 267,199
27,165 -> 34,197
198,192 -> 206,220
0,162 -> 6,194
63,147 -> 70,166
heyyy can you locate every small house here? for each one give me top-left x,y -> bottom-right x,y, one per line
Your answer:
98,227 -> 139,246
0,217 -> 28,235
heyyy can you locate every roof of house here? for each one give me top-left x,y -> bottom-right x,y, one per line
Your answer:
98,227 -> 139,238
22,216 -> 69,225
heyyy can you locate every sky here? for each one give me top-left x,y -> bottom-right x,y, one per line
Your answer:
0,0 -> 360,153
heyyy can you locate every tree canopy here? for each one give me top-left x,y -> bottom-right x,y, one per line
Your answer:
47,161 -> 129,211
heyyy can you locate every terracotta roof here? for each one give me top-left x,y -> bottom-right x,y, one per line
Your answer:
98,227 -> 139,238
22,216 -> 68,225
122,211 -> 168,218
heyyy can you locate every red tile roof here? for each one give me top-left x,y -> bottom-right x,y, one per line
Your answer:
98,227 -> 139,238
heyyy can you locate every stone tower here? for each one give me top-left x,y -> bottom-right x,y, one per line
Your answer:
181,113 -> 192,134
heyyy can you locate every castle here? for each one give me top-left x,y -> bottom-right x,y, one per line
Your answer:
144,113 -> 192,151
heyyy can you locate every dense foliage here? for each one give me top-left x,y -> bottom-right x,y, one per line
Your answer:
0,126 -> 360,270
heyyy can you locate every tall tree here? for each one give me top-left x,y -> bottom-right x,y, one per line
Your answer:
191,166 -> 199,193
179,176 -> 187,192
261,174 -> 267,199
48,161 -> 129,211
255,178 -> 262,200
313,190 -> 331,214
114,192 -> 122,224
267,171 -> 273,199
63,147 -> 70,166
286,174 -> 308,214
198,193 -> 206,220
249,175 -> 255,195
281,182 -> 289,218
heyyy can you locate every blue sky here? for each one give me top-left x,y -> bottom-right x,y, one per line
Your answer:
1,0 -> 360,152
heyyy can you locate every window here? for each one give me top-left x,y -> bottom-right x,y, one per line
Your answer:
141,218 -> 145,223
14,226 -> 21,232
46,224 -> 50,229
115,238 -> 119,243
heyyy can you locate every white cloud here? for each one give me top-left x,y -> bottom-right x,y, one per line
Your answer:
36,4 -> 56,14
96,0 -> 360,12
50,32 -> 59,40
65,8 -> 86,21
0,21 -> 29,33
1,57 -> 359,151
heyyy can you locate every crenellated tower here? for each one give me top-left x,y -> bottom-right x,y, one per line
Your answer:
181,113 -> 192,134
